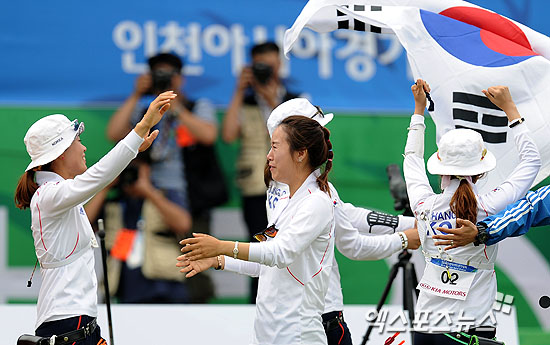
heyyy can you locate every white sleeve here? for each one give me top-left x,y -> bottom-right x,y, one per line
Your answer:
397,215 -> 416,231
335,202 -> 402,260
403,114 -> 435,214
340,202 -> 374,232
39,130 -> 144,216
248,194 -> 332,268
223,256 -> 261,277
479,124 -> 541,214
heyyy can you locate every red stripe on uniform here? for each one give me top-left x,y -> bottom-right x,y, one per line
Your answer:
478,198 -> 489,217
312,267 -> 323,278
313,220 -> 334,278
338,320 -> 345,344
72,315 -> 82,345
318,227 -> 332,266
65,232 -> 80,259
287,267 -> 304,286
37,204 -> 47,251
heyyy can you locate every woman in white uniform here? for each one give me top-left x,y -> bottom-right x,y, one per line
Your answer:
403,80 -> 540,344
265,98 -> 420,345
14,91 -> 176,344
179,115 -> 335,344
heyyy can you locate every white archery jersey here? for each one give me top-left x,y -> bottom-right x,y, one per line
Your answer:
404,114 -> 540,331
225,172 -> 335,344
30,130 -> 144,328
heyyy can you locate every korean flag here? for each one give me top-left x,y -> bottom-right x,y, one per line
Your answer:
285,1 -> 550,194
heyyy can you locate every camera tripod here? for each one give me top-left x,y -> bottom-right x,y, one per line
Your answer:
360,249 -> 419,345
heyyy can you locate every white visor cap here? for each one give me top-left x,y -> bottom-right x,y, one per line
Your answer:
267,98 -> 334,137
24,114 -> 85,171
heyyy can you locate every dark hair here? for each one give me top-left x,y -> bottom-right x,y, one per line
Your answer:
251,42 -> 280,57
147,53 -> 183,71
264,115 -> 333,195
449,175 -> 481,223
14,163 -> 52,210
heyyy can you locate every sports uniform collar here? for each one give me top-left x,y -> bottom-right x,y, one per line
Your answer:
35,171 -> 65,186
289,170 -> 321,201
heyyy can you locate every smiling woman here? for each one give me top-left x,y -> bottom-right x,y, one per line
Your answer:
13,91 -> 176,345
178,112 -> 335,345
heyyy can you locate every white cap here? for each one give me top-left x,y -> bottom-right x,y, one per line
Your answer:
267,98 -> 334,137
24,114 -> 85,171
427,128 -> 496,176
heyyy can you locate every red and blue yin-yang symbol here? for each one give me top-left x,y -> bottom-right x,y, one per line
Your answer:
420,7 -> 538,67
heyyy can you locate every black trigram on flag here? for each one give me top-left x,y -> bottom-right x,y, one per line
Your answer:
336,5 -> 382,33
452,92 -> 508,144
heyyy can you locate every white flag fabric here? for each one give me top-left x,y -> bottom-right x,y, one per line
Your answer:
284,0 -> 550,59
284,1 -> 550,194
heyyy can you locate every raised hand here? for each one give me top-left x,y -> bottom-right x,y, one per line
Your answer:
411,79 -> 430,115
142,91 -> 177,127
138,129 -> 159,152
482,86 -> 521,121
133,91 -> 176,139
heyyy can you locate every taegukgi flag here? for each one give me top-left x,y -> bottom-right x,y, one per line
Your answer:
284,0 -> 550,194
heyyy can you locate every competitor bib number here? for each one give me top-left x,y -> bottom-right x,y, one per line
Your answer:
440,271 -> 459,285
417,259 -> 477,301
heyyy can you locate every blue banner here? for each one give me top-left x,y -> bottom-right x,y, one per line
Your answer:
0,0 -> 545,111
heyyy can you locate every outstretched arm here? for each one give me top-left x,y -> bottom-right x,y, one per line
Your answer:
40,92 -> 175,216
479,86 -> 541,214
403,79 -> 434,213
434,185 -> 550,249
335,197 -> 419,260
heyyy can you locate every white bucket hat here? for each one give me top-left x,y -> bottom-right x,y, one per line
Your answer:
24,114 -> 85,171
267,98 -> 334,137
427,128 -> 496,176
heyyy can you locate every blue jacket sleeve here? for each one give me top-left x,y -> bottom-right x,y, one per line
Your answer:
483,185 -> 550,245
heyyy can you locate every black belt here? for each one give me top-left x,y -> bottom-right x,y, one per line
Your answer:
322,311 -> 344,332
17,318 -> 97,345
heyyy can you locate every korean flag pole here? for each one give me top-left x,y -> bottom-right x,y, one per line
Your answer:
98,219 -> 115,345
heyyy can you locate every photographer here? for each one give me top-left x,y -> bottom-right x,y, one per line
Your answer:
222,42 -> 303,303
84,159 -> 196,303
106,52 -> 218,302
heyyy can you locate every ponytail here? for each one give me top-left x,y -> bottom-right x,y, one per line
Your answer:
14,170 -> 38,210
316,126 -> 333,196
449,178 -> 477,223
264,159 -> 272,188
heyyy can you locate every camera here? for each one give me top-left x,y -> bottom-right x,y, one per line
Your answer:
251,62 -> 273,84
151,69 -> 176,92
386,164 -> 413,216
